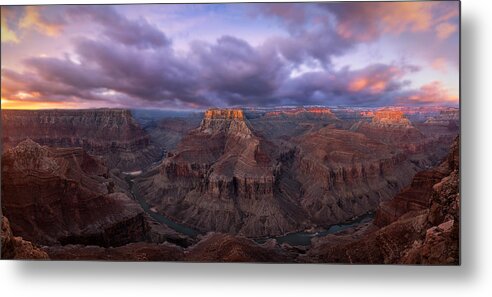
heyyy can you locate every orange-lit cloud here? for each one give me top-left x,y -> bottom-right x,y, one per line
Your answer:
436,22 -> 457,40
432,57 -> 448,72
347,65 -> 403,94
403,81 -> 458,104
348,78 -> 368,92
1,98 -> 79,110
336,3 -> 434,42
335,2 -> 458,42
370,81 -> 387,93
19,7 -> 63,36
1,8 -> 19,43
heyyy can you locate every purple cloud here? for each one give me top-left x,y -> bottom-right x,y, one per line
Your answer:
1,3 -> 459,108
68,5 -> 170,49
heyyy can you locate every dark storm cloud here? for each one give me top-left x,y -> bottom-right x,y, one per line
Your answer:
2,32 -> 421,108
190,36 -> 288,105
68,5 -> 170,49
5,37 -> 205,106
275,63 -> 418,106
253,3 -> 356,67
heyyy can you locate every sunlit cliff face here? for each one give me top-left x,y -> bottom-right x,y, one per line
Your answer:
1,2 -> 459,110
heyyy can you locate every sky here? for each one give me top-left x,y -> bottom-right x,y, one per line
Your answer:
0,2 -> 459,110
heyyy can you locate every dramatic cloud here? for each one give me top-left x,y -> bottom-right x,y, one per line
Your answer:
1,3 -> 459,109
397,81 -> 458,105
190,36 -> 288,105
19,6 -> 65,36
2,36 -> 202,107
68,6 -> 170,49
436,22 -> 458,40
328,2 -> 458,41
274,63 -> 418,107
1,9 -> 19,43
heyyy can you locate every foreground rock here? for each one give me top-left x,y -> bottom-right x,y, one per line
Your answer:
43,232 -> 292,262
185,233 -> 290,262
44,242 -> 184,261
1,139 -> 149,247
2,109 -> 161,171
1,217 -> 49,260
307,137 -> 459,264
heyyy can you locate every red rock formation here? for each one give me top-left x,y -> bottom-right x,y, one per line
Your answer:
307,137 -> 459,264
44,242 -> 184,261
44,232 -> 291,262
374,169 -> 446,227
135,108 -> 425,238
204,108 -> 245,120
265,107 -> 338,120
184,233 -> 289,262
249,107 -> 341,140
1,139 -> 149,247
291,127 -> 419,226
350,110 -> 441,156
135,109 -> 300,237
372,110 -> 411,126
1,217 -> 49,260
1,109 -> 161,171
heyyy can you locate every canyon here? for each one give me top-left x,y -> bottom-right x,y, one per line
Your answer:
2,109 -> 162,171
1,106 -> 459,263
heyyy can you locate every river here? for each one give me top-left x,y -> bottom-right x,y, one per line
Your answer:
125,175 -> 373,246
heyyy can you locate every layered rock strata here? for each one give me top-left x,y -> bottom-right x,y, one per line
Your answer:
135,108 -> 423,237
1,139 -> 149,247
135,109 -> 299,237
307,137 -> 459,264
2,109 -> 161,171
1,217 -> 49,260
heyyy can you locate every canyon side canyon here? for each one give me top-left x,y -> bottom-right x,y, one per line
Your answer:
1,106 -> 459,263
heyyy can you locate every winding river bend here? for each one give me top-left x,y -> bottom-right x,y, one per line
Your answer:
125,174 -> 374,246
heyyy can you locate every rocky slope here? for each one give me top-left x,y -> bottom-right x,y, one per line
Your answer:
2,109 -> 161,171
291,127 -> 419,227
350,110 -> 426,151
135,109 -> 300,237
1,217 -> 49,260
307,137 -> 459,264
184,233 -> 290,262
1,139 -> 149,247
43,232 -> 291,262
146,117 -> 202,152
44,242 -> 184,261
249,107 -> 341,139
135,108 -> 426,238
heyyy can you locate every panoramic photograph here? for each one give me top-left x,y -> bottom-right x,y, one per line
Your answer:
1,1 -> 460,264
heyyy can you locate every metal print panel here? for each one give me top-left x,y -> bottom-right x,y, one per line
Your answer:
0,1 -> 460,264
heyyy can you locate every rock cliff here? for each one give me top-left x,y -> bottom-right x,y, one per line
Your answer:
135,108 -> 425,238
1,139 -> 149,247
2,109 -> 161,171
349,109 -> 447,157
291,127 -> 419,227
135,109 -> 299,237
307,137 -> 459,264
371,110 -> 411,126
1,217 -> 49,260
